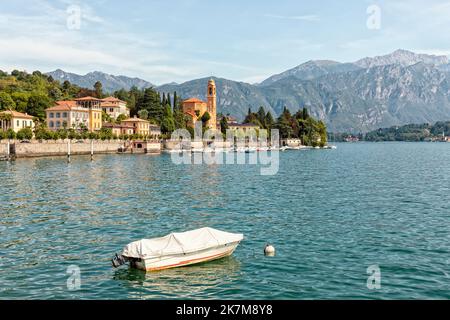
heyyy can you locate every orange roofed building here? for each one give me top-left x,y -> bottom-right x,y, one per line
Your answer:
45,97 -> 102,132
182,79 -> 217,130
0,110 -> 35,133
101,96 -> 130,120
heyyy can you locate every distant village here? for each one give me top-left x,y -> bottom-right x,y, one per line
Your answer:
0,79 -> 261,141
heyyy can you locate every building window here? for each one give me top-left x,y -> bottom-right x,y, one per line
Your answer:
56,121 -> 61,128
50,113 -> 54,118
49,121 -> 54,128
63,112 -> 68,118
56,113 -> 60,118
17,120 -> 20,127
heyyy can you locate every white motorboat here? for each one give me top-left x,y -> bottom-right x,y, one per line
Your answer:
112,228 -> 243,272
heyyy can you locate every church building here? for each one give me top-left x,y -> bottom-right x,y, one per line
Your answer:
182,79 -> 217,130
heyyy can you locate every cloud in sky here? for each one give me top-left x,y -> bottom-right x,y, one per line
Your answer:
1,0 -> 450,85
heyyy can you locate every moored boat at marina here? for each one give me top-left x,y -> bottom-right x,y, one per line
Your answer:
112,227 -> 243,272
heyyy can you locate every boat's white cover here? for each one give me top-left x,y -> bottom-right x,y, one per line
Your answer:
122,227 -> 243,258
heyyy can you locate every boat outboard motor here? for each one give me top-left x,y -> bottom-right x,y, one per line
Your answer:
111,253 -> 127,268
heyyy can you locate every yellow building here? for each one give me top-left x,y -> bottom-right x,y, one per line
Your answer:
182,79 -> 217,130
102,123 -> 134,136
45,97 -> 102,132
121,116 -> 151,136
0,110 -> 35,133
76,97 -> 103,132
227,123 -> 260,134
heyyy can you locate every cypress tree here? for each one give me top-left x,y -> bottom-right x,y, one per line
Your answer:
161,104 -> 175,134
167,93 -> 172,108
173,91 -> 178,111
257,106 -> 266,128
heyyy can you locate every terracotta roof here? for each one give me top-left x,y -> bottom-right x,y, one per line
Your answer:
46,105 -> 72,112
0,110 -> 34,119
101,96 -> 126,103
103,123 -> 134,129
56,100 -> 76,107
183,98 -> 206,104
121,116 -> 150,123
75,96 -> 101,101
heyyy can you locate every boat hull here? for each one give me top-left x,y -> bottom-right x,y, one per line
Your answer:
128,241 -> 240,272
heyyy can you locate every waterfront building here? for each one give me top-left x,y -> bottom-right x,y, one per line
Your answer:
101,97 -> 130,120
227,123 -> 260,134
45,97 -> 103,132
121,116 -> 152,136
0,110 -> 35,133
149,124 -> 162,137
102,123 -> 135,136
223,115 -> 238,124
284,138 -> 302,147
182,79 -> 217,130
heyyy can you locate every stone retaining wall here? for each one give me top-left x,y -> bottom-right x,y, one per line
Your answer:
0,140 -> 161,159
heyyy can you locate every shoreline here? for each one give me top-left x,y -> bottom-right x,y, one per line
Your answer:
0,139 -> 337,161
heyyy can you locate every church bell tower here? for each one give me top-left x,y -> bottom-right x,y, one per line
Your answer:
207,79 -> 217,130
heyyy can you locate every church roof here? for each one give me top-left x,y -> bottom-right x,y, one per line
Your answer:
183,97 -> 206,104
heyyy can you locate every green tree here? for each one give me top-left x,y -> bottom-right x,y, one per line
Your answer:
11,92 -> 30,113
167,93 -> 172,108
16,127 -> 33,140
276,107 -> 294,139
102,111 -> 113,123
161,104 -> 175,134
26,93 -> 50,120
6,128 -> 16,140
0,92 -> 15,111
220,115 -> 229,135
140,88 -> 163,123
265,111 -> 275,130
94,81 -> 103,98
201,111 -> 211,124
138,109 -> 149,120
116,114 -> 128,123
173,92 -> 178,111
257,106 -> 266,128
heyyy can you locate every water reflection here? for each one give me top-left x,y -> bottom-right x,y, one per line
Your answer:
113,256 -> 241,299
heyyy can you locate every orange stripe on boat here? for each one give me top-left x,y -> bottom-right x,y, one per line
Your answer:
146,249 -> 233,272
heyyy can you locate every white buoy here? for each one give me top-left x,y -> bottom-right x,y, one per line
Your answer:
264,244 -> 275,256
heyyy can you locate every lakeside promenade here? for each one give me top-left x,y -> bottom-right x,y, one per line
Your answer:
0,139 -> 162,160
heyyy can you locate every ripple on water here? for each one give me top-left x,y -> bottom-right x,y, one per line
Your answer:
1,144 -> 450,299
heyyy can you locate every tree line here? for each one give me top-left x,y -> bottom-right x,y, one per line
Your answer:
228,106 -> 328,147
364,121 -> 450,142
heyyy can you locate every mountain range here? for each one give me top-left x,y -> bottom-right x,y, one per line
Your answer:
46,49 -> 450,132
47,69 -> 154,92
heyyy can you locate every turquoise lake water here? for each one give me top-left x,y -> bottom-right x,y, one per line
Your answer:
1,142 -> 450,299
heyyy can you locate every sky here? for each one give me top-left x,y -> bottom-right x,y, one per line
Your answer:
1,0 -> 450,85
